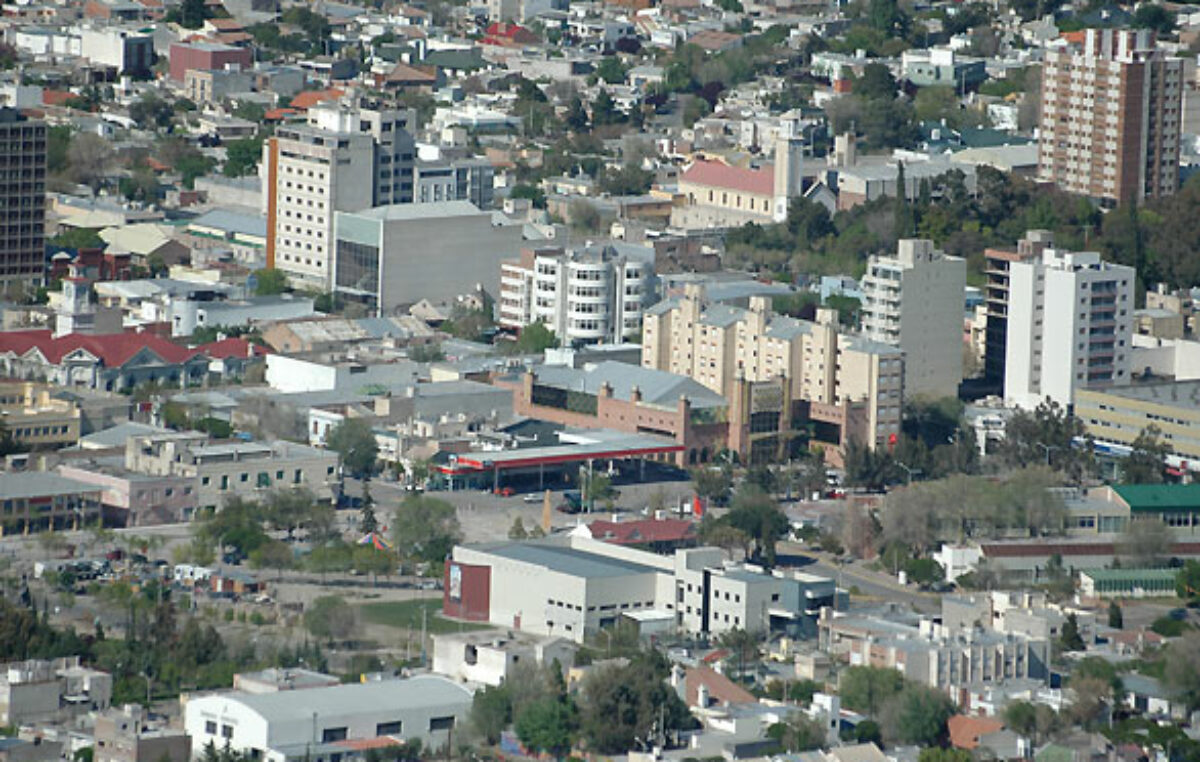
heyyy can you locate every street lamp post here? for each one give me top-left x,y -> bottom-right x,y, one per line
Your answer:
895,461 -> 920,485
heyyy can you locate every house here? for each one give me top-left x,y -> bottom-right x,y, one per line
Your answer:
481,22 -> 540,47
431,631 -> 575,686
0,330 -> 211,392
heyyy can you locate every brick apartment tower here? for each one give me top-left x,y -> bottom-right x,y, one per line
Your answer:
0,108 -> 46,294
1038,28 -> 1183,205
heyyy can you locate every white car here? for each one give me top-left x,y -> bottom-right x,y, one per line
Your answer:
523,493 -> 543,503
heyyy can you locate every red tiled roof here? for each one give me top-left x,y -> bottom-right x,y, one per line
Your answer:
681,159 -> 774,197
264,107 -> 300,121
587,518 -> 696,546
700,648 -> 730,664
948,715 -> 1004,750
0,330 -> 199,367
290,88 -> 345,110
206,17 -> 243,29
685,666 -> 756,707
197,337 -> 268,359
334,738 -> 404,751
42,90 -> 76,107
384,62 -> 437,84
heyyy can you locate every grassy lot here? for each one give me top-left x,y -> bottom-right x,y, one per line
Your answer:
359,598 -> 493,634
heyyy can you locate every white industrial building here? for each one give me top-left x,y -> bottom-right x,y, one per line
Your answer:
445,536 -> 838,643
431,631 -> 576,687
860,238 -> 966,399
498,243 -> 655,345
183,676 -> 473,762
1004,248 -> 1135,409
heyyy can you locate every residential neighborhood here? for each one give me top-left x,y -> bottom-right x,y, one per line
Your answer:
1,0 -> 1200,761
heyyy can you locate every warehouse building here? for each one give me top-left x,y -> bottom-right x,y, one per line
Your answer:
183,675 -> 472,762
443,535 -> 838,643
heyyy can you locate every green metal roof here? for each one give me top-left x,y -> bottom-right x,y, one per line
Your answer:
1112,484 -> 1200,513
1079,568 -> 1177,582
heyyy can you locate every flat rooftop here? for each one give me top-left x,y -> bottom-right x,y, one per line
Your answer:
0,472 -> 101,500
470,540 -> 664,579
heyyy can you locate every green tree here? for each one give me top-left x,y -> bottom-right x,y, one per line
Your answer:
326,419 -> 379,477
512,322 -> 558,354
767,715 -> 826,752
1060,613 -> 1085,651
722,485 -> 789,567
839,666 -> 905,716
128,95 -> 174,130
178,0 -> 209,28
391,494 -> 462,564
508,517 -> 529,540
578,652 -> 693,753
1132,4 -> 1175,35
1177,560 -> 1200,601
917,749 -> 972,762
471,684 -> 512,745
252,267 -> 288,296
1108,601 -> 1123,629
515,697 -> 575,759
692,467 -> 733,504
191,497 -> 269,557
1119,519 -> 1173,566
594,56 -> 626,85
304,595 -> 356,643
1121,425 -> 1170,484
248,540 -> 294,579
882,684 -> 954,746
223,137 -> 263,177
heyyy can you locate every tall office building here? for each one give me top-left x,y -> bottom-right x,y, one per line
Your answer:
262,101 -> 415,291
1038,28 -> 1183,205
498,243 -> 654,345
860,239 -> 966,400
983,230 -> 1055,396
1004,248 -> 1135,409
0,108 -> 46,293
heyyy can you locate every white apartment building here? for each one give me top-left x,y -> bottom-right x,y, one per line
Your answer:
498,243 -> 654,345
1004,248 -> 1135,409
861,239 -> 966,399
262,102 -> 415,291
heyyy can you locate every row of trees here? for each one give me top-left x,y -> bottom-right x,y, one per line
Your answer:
471,652 -> 695,756
838,666 -> 955,747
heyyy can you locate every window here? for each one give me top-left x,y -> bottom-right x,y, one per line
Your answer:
221,725 -> 234,740
376,721 -> 402,736
429,717 -> 456,732
322,728 -> 348,743
205,721 -> 217,735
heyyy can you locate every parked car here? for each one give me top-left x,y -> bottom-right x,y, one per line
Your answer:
523,493 -> 543,503
494,486 -> 516,497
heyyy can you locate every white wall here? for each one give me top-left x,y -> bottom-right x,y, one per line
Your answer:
265,355 -> 338,393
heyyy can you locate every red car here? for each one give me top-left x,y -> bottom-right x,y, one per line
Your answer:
494,487 -> 516,497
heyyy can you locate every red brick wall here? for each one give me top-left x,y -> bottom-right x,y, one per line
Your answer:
443,560 -> 490,622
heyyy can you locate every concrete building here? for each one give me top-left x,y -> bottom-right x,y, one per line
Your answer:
56,462 -> 198,526
0,108 -> 46,293
860,239 -> 966,399
900,48 -> 986,91
0,473 -> 103,534
168,41 -> 252,82
262,101 -> 416,290
414,152 -> 494,208
431,631 -> 575,686
1038,28 -> 1183,205
122,431 -> 339,511
78,27 -> 153,76
445,535 -> 837,642
819,608 -> 1050,705
498,243 -> 655,345
641,286 -> 903,454
94,704 -> 191,762
1004,248 -> 1135,408
983,230 -> 1056,395
333,201 -> 537,315
0,381 -> 81,450
1075,381 -> 1200,474
183,676 -> 472,762
0,658 -> 112,725
232,668 -> 341,694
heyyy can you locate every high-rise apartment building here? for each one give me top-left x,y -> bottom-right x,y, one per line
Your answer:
983,230 -> 1055,396
860,239 -> 966,400
1004,248 -> 1135,409
1038,28 -> 1183,205
641,287 -> 904,453
0,107 -> 46,293
498,243 -> 654,345
262,101 -> 415,291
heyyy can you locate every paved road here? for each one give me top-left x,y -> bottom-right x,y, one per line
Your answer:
775,541 -> 940,614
